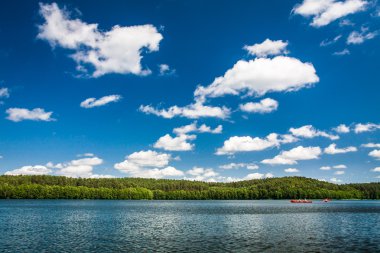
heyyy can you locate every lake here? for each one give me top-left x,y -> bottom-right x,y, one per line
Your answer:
0,200 -> 379,252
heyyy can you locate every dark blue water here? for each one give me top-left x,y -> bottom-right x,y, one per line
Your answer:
0,200 -> 379,252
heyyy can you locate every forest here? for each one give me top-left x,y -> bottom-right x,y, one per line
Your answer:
0,175 -> 379,200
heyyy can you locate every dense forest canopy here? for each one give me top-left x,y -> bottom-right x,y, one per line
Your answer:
0,175 -> 379,200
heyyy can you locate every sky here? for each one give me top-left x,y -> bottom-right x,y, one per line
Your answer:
0,0 -> 379,183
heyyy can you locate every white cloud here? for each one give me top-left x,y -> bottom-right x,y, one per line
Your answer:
354,123 -> 380,133
216,133 -> 297,155
185,167 -> 219,182
154,122 -> 222,151
114,150 -> 184,178
121,150 -> 171,168
333,49 -> 350,56
80,94 -> 121,108
77,153 -> 95,157
330,177 -> 342,183
158,64 -> 175,75
194,56 -> 319,101
154,134 -> 196,151
173,122 -> 222,135
362,143 -> 380,148
293,0 -> 368,27
198,124 -> 223,134
284,168 -> 300,173
139,102 -> 231,119
369,149 -> 380,160
289,125 -> 339,140
334,170 -> 345,175
347,28 -> 378,44
222,172 -> 274,182
90,174 -> 115,178
6,108 -> 55,122
131,166 -> 184,179
5,165 -> 52,176
320,35 -> 342,46
219,163 -> 259,170
244,172 -> 274,180
261,146 -> 322,165
38,3 -> 163,77
333,164 -> 347,169
0,87 -> 9,98
53,156 -> 104,178
320,164 -> 347,170
239,98 -> 279,114
372,167 -> 380,172
243,39 -> 288,57
334,124 -> 350,133
324,143 -> 357,154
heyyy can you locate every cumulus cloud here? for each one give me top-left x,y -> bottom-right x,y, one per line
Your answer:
219,163 -> 259,170
334,170 -> 345,175
289,125 -> 339,140
154,122 -> 222,151
261,146 -> 322,165
372,167 -> 380,172
284,168 -> 300,173
154,134 -> 196,151
333,124 -> 350,133
216,133 -> 297,155
369,149 -> 380,160
334,164 -> 347,169
320,164 -> 347,170
194,56 -> 319,101
293,0 -> 368,27
354,123 -> 380,133
114,150 -> 184,178
53,156 -> 104,178
185,167 -> 219,182
80,94 -> 122,108
347,28 -> 378,44
5,165 -> 52,176
141,39 -> 317,120
239,98 -> 279,114
139,102 -> 231,119
5,155 -> 113,178
158,64 -> 175,76
362,143 -> 380,148
216,172 -> 274,182
0,87 -> 9,98
6,108 -> 55,122
173,122 -> 222,135
244,172 -> 274,180
243,39 -> 288,57
38,3 -> 163,77
324,143 -> 357,154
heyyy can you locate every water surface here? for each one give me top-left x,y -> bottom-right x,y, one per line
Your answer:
1,200 -> 379,252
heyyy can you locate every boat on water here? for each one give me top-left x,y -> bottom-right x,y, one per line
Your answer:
290,199 -> 312,203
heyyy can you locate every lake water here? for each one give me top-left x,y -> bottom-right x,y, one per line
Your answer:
0,200 -> 379,252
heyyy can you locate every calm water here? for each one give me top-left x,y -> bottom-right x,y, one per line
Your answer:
0,200 -> 380,252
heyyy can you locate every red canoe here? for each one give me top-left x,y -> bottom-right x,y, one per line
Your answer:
290,199 -> 313,203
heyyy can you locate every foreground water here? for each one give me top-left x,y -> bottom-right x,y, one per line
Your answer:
0,200 -> 379,252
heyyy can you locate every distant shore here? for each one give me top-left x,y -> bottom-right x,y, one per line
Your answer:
1,175 -> 379,200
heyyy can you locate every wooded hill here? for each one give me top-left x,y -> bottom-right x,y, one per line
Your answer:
0,175 -> 379,200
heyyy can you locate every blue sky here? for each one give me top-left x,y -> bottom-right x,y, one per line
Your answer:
0,0 -> 379,183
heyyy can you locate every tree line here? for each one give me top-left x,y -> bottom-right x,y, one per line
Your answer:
0,175 -> 379,200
